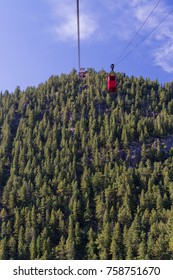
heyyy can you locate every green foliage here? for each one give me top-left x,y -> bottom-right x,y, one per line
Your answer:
0,70 -> 173,259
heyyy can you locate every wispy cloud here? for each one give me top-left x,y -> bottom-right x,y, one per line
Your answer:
154,42 -> 173,72
132,1 -> 173,73
47,0 -> 98,42
46,0 -> 173,72
102,0 -> 173,73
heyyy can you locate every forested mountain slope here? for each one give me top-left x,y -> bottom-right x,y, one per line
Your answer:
0,69 -> 173,259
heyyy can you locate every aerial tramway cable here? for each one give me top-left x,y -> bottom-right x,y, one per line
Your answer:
115,0 -> 161,65
76,0 -> 86,78
116,6 -> 173,66
77,0 -> 81,72
108,1 -> 173,92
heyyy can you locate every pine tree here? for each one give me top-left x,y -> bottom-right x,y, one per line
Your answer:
110,222 -> 124,259
86,228 -> 97,260
29,238 -> 36,259
0,238 -> 8,259
55,236 -> 67,260
66,215 -> 75,259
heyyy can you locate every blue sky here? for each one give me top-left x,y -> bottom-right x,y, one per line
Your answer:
0,0 -> 173,92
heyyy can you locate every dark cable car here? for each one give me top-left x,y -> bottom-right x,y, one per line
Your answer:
107,64 -> 117,92
78,67 -> 87,79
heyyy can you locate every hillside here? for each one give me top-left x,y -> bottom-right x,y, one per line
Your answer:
0,68 -> 173,259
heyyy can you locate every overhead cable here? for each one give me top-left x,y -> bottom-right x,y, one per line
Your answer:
116,7 -> 173,66
77,0 -> 81,71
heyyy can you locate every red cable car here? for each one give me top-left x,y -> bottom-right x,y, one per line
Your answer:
107,64 -> 117,92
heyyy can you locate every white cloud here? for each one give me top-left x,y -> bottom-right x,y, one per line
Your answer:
46,0 -> 173,73
102,0 -> 173,73
154,42 -> 173,72
47,0 -> 98,42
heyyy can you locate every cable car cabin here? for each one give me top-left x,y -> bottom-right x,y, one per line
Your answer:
107,73 -> 117,92
78,67 -> 87,79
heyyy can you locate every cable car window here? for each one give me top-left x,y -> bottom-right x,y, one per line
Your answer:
110,76 -> 115,81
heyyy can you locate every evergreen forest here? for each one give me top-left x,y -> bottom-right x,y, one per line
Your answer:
0,69 -> 173,260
